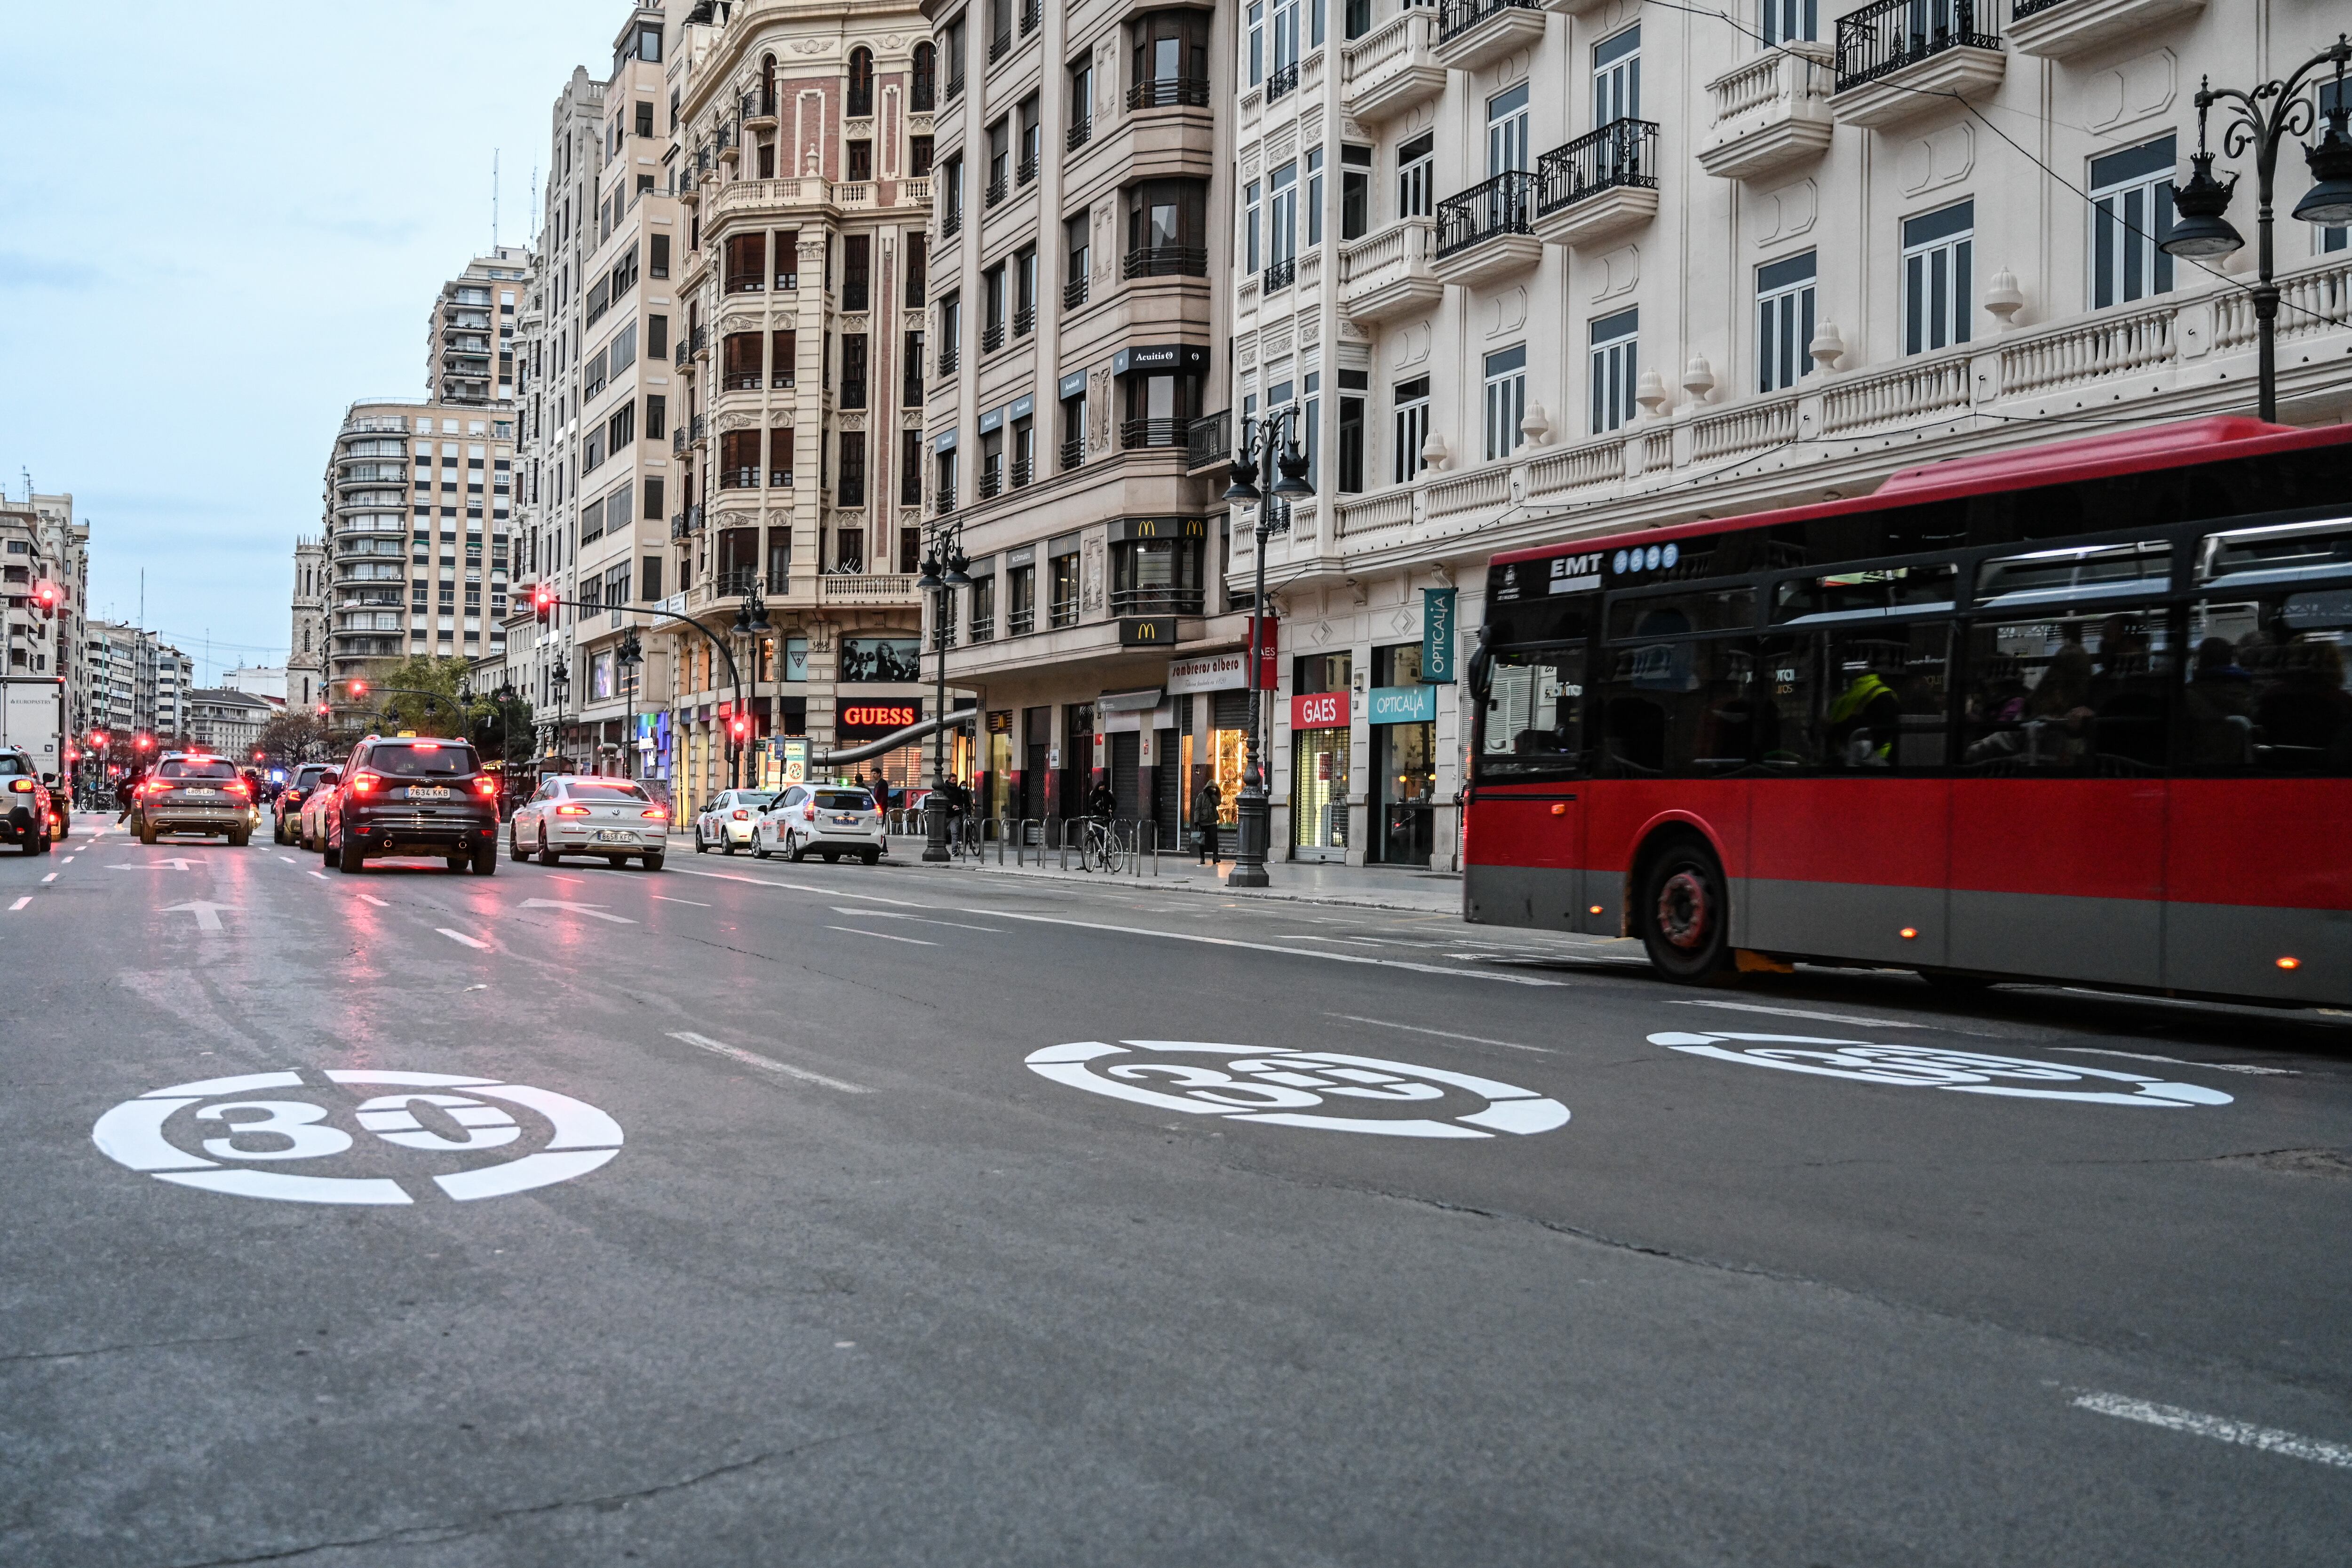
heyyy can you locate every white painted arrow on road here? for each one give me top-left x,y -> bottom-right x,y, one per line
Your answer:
112,859 -> 205,871
519,898 -> 636,924
160,901 -> 239,931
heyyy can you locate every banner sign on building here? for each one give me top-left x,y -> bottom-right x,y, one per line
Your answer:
1168,653 -> 1248,693
1120,616 -> 1176,646
838,702 -> 920,737
1250,615 -> 1280,689
1422,587 -> 1457,683
782,737 -> 807,784
1290,692 -> 1348,730
1367,686 -> 1436,724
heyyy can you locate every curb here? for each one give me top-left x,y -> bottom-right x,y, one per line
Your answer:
873,844 -> 1465,915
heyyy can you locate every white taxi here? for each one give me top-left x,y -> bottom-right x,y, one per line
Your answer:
752,784 -> 887,865
692,789 -> 773,855
510,775 -> 669,869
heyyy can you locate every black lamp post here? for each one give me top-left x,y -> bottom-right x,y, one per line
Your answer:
728,581 -> 774,788
1219,408 -> 1314,890
913,523 -> 970,864
2163,36 -> 2352,422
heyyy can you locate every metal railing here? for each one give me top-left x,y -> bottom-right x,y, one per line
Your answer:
978,468 -> 1003,499
941,206 -> 962,238
1263,256 -> 1295,292
674,338 -> 691,366
672,428 -> 689,454
1012,305 -> 1034,336
1109,587 -> 1204,615
723,369 -> 763,390
1438,0 -> 1541,44
1128,77 -> 1212,109
903,376 -> 925,405
982,321 -> 1005,353
1436,169 -> 1537,259
1120,418 -> 1186,449
945,71 -> 965,102
1536,118 -> 1659,217
1017,153 -> 1038,186
939,345 -> 961,374
1835,0 -> 2000,92
985,174 -> 1009,207
713,568 -> 759,597
935,488 -> 957,515
969,614 -> 995,642
1009,457 -> 1033,488
1060,438 -> 1085,471
1067,119 -> 1092,151
719,466 -> 759,489
770,469 -> 795,488
988,31 -> 1011,63
1267,62 -> 1300,101
1064,277 -> 1089,308
1186,410 -> 1232,470
1009,606 -> 1035,635
1124,245 -> 1209,278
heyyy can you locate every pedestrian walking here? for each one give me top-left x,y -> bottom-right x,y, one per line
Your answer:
1192,776 -> 1223,865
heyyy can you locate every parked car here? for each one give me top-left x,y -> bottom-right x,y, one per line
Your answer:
274,762 -> 334,844
1,747 -> 52,856
323,736 -> 499,875
131,753 -> 254,845
299,769 -> 342,851
692,789 -> 773,854
752,784 -> 887,865
509,775 -> 668,869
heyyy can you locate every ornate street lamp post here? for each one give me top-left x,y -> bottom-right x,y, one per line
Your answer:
914,524 -> 971,864
2162,36 -> 2352,422
1219,408 -> 1314,890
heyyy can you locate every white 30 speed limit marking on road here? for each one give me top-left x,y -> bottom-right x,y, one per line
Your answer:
1649,1031 -> 2233,1106
1026,1040 -> 1569,1138
92,1070 -> 624,1204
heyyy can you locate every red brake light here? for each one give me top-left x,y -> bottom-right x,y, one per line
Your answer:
803,802 -> 817,820
555,804 -> 591,816
731,808 -> 751,820
226,780 -> 252,800
7,779 -> 31,794
472,776 -> 498,796
349,773 -> 382,795
641,807 -> 669,820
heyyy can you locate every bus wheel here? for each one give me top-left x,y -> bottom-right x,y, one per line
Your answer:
1639,840 -> 1732,982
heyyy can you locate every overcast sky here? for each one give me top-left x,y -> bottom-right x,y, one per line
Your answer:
1,2 -> 619,685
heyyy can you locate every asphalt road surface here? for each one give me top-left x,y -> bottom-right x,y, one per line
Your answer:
5,824 -> 2350,1566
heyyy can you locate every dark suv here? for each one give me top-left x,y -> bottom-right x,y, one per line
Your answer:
325,736 -> 500,875
273,762 -> 333,844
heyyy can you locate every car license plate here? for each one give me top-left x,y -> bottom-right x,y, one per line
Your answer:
408,786 -> 450,799
186,788 -> 215,796
833,815 -> 861,826
593,829 -> 631,843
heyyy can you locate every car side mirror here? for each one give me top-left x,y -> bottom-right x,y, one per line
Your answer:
323,771 -> 342,785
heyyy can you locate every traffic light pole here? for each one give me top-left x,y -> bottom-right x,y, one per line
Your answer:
530,592 -> 760,790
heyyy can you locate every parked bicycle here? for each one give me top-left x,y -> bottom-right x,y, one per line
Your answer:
1080,816 -> 1126,875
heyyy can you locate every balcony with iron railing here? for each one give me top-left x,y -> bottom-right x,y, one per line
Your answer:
945,71 -> 965,103
690,414 -> 710,444
1267,61 -> 1300,102
978,467 -> 1003,500
1263,256 -> 1295,293
1013,305 -> 1034,337
968,613 -> 994,643
1017,153 -> 1038,186
1832,0 -> 2004,125
1185,410 -> 1231,473
985,173 -> 1009,207
988,31 -> 1011,63
1060,438 -> 1086,471
1120,418 -> 1185,450
1020,0 -> 1040,32
982,320 -> 1006,353
1532,118 -> 1661,248
674,337 -> 691,366
1009,457 -> 1033,488
723,367 -> 763,391
1433,0 -> 1546,71
673,428 -> 689,455
713,567 -> 760,599
1128,77 -> 1212,110
935,487 -> 957,515
720,466 -> 759,489
1433,170 -> 1541,286
1067,118 -> 1092,151
939,343 -> 961,374
1065,276 -> 1089,309
904,375 -> 925,405
1124,245 -> 1209,279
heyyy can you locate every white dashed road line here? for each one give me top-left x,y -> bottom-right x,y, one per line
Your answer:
278,856 -> 298,864
437,929 -> 492,950
40,873 -> 56,883
2073,1392 -> 2352,1469
1324,1012 -> 1550,1054
309,871 -> 330,881
667,1031 -> 871,1093
826,925 -> 936,946
8,897 -> 29,912
2056,1046 -> 2296,1076
358,894 -> 389,908
829,907 -> 1001,932
652,895 -> 709,906
1673,999 -> 1931,1029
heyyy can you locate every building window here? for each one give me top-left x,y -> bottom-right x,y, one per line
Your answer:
1268,162 -> 1297,284
1590,307 -> 1638,434
1760,0 -> 1817,43
913,41 -> 937,110
1049,548 -> 1081,627
1483,345 -> 1526,462
1305,147 -> 1324,248
1756,250 -> 1816,394
1398,133 -> 1434,219
1902,199 -> 1973,355
838,433 -> 866,506
1015,245 -> 1038,334
1593,24 -> 1640,127
848,47 -> 875,117
902,430 -> 924,502
1338,369 -> 1367,493
842,234 -> 871,311
1392,375 -> 1429,485
1245,179 -> 1262,272
1247,3 -> 1264,87
2090,135 -> 2175,310
1341,145 -> 1371,240
1488,82 -> 1530,176
906,235 -> 927,307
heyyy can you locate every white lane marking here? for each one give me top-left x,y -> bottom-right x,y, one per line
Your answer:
1324,1012 -> 1550,1054
60,855 -> 72,863
8,896 -> 29,911
358,894 -> 389,908
40,872 -> 56,883
110,858 -> 204,871
437,929 -> 492,950
160,901 -> 238,931
2072,1393 -> 2352,1469
278,856 -> 298,864
518,898 -> 636,924
829,907 -> 1001,932
672,867 -> 930,907
667,1031 -> 872,1093
1275,933 -> 1382,946
979,909 -> 1572,987
826,925 -> 936,946
547,875 -> 584,884
2055,1047 -> 2295,1077
1673,999 -> 1930,1030
652,895 -> 709,906
309,871 -> 331,881
1653,1031 -> 2233,1106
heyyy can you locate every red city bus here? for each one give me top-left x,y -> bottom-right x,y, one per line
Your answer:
1463,416 -> 2352,1007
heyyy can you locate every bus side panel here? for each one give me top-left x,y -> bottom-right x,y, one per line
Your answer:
1948,779 -> 2166,987
1462,790 -> 1584,932
2164,778 -> 2352,1004
1744,779 -> 1948,966
1583,780 -> 1749,941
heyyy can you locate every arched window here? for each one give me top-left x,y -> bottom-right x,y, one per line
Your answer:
760,54 -> 776,116
848,47 -> 875,117
911,42 -> 936,111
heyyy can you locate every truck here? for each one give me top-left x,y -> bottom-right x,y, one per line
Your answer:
0,675 -> 66,825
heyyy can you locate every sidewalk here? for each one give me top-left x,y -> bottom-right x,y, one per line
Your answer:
875,834 -> 1466,913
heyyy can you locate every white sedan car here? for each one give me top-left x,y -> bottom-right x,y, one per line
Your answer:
509,775 -> 670,868
753,783 -> 887,865
692,789 -> 774,855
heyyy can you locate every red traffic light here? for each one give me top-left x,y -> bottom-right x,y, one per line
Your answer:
30,580 -> 61,615
531,583 -> 559,622
87,729 -> 109,749
347,679 -> 369,699
134,733 -> 153,752
727,715 -> 752,740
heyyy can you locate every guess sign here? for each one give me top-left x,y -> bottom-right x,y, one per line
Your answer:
1290,692 -> 1348,730
838,703 -> 920,735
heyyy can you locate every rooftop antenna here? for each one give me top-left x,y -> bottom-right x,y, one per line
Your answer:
493,148 -> 501,248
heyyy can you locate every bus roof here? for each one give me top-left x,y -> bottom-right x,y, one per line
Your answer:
1490,416 -> 2352,568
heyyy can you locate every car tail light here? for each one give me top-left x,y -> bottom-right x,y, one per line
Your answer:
349,772 -> 383,795
7,779 -> 31,794
803,802 -> 817,820
731,808 -> 751,820
226,780 -> 252,800
641,807 -> 669,820
472,776 -> 498,796
412,741 -> 442,750
555,804 -> 591,816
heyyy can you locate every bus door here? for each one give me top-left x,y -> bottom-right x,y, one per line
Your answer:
1948,598 -> 2171,987
1748,624 -> 1951,964
2162,556 -> 2352,1003
1466,643 -> 1588,932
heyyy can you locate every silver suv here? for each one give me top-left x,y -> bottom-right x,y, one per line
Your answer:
132,753 -> 254,845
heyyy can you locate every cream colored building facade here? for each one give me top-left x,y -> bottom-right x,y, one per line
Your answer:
429,249 -> 532,406
1229,0 -> 2352,867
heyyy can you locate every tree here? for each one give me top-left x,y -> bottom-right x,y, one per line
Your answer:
256,709 -> 329,768
365,654 -> 477,735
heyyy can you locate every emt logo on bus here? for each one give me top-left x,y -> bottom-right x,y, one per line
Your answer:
1548,553 -> 1603,593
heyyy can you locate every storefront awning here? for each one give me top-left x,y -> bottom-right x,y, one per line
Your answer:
1097,688 -> 1163,713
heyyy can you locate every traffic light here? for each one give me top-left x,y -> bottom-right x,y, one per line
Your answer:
727,713 -> 752,743
532,583 -> 559,622
347,679 -> 369,699
87,729 -> 108,750
315,702 -> 330,719
30,580 -> 61,617
134,733 -> 153,753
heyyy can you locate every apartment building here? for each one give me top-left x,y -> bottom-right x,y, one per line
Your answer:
86,622 -> 141,733
664,0 -> 937,803
918,0 -> 1240,833
318,396 -> 518,716
26,493 -> 87,735
154,645 -> 193,737
1221,0 -> 2352,867
1,505 -> 56,678
429,249 -> 533,406
289,535 -> 326,709
185,688 -> 273,756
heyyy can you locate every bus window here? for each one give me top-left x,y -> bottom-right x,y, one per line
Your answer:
1960,609 -> 2172,772
1761,623 -> 1949,769
1605,587 -> 1754,641
1597,636 -> 1757,776
1771,562 -> 1956,624
2181,593 -> 2352,772
1976,540 -> 2170,612
1478,644 -> 1586,775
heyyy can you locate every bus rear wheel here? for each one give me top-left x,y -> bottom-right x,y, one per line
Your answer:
1639,839 -> 1732,983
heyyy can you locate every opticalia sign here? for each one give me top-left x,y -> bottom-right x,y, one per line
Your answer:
838,703 -> 920,735
1290,692 -> 1349,730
